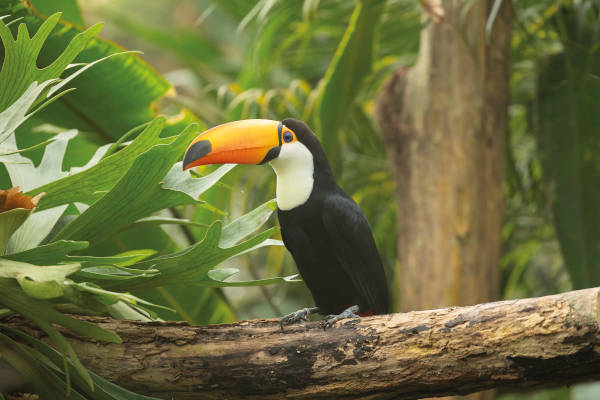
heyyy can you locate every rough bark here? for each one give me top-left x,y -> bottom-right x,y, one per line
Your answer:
375,0 -> 513,311
375,3 -> 513,399
4,288 -> 600,399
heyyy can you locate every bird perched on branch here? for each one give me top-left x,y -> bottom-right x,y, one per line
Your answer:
183,118 -> 389,328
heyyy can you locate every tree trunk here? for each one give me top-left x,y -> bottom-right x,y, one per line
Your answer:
376,0 -> 512,311
375,0 -> 514,307
375,1 -> 513,398
4,287 -> 600,399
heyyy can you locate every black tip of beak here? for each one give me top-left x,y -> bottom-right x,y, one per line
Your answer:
258,146 -> 281,165
183,140 -> 212,170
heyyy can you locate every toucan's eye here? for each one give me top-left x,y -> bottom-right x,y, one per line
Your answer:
283,131 -> 294,143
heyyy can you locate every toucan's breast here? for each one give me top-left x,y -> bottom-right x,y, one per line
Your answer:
269,141 -> 314,210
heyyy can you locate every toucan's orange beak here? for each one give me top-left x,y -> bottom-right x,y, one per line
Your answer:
183,119 -> 282,170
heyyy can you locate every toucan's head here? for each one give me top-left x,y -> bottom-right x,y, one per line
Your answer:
183,118 -> 331,210
183,119 -> 310,170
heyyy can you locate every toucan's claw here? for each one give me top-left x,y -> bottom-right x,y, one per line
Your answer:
322,305 -> 360,330
279,307 -> 320,331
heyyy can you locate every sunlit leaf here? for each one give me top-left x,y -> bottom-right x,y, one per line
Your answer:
76,266 -> 158,281
1,129 -> 78,253
53,124 -> 220,244
219,199 -> 278,247
29,118 -> 167,210
162,162 -> 235,201
206,267 -> 300,287
70,249 -> 157,267
5,205 -> 69,254
0,187 -> 45,254
0,80 -> 56,145
0,259 -> 79,299
2,128 -> 77,191
0,208 -> 31,255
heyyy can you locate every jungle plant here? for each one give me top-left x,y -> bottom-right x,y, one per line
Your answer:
0,8 -> 291,399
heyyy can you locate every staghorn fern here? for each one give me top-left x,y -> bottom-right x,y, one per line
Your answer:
0,10 -> 291,399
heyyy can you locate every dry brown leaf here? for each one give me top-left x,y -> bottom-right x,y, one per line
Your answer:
0,187 -> 44,213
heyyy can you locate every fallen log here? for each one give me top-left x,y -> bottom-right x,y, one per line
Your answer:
4,287 -> 600,399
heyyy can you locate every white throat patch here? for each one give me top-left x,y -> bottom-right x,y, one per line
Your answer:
269,141 -> 314,210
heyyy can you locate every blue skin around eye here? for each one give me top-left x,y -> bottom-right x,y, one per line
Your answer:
284,132 -> 293,142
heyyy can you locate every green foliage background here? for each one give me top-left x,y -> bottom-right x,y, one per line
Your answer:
0,0 -> 599,399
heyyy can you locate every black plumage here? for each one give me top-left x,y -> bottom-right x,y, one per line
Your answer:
277,119 -> 389,315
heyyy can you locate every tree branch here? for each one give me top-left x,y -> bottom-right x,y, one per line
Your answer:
4,287 -> 600,399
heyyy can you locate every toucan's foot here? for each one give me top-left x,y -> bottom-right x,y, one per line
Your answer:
279,307 -> 320,331
322,305 -> 360,329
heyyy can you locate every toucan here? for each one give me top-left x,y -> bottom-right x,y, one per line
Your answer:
183,118 -> 389,328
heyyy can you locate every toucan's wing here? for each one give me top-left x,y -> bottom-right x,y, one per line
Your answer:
321,194 -> 389,314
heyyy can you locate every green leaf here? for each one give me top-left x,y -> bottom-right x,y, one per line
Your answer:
76,266 -> 158,281
0,80 -> 56,145
219,199 -> 279,247
537,15 -> 600,289
3,327 -> 161,400
314,0 -> 385,173
3,240 -> 89,264
0,208 -> 31,255
126,216 -> 209,230
29,0 -> 84,26
0,259 -> 80,299
0,279 -> 120,343
28,118 -> 168,210
102,222 -> 278,291
136,285 -> 236,325
68,281 -> 174,313
59,283 -> 111,314
70,249 -> 157,267
162,162 -> 236,201
36,317 -> 94,391
0,280 -> 120,390
2,129 -> 79,253
0,4 -> 192,140
97,200 -> 281,291
206,268 -> 300,287
72,253 -> 161,283
0,12 -> 102,112
0,331 -> 72,399
108,301 -> 155,322
5,204 -> 69,254
0,136 -> 56,156
54,124 -> 227,244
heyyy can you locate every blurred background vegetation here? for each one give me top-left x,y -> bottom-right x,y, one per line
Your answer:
1,0 -> 600,398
